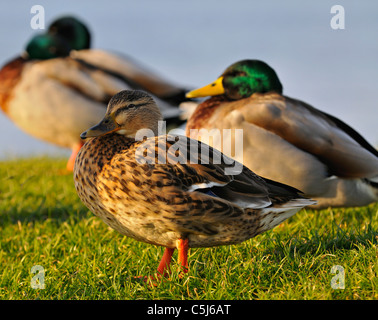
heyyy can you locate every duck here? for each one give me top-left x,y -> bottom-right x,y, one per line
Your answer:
0,17 -> 191,171
185,59 -> 378,209
73,89 -> 315,280
47,16 -> 191,108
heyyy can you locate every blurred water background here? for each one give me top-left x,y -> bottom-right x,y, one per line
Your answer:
0,0 -> 377,160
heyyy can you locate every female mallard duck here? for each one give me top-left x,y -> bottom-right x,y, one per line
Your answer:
73,89 -> 315,279
185,60 -> 378,209
0,18 -> 190,171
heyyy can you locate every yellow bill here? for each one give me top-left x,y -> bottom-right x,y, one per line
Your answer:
186,76 -> 225,98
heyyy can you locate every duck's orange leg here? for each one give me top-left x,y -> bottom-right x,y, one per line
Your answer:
135,247 -> 174,285
157,247 -> 175,276
66,141 -> 84,171
176,239 -> 189,274
137,241 -> 188,286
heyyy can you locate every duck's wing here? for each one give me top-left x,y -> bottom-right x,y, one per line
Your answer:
133,135 -> 311,236
70,49 -> 189,105
34,56 -> 126,104
139,135 -> 306,209
36,55 -> 182,120
1,57 -> 109,147
242,93 -> 378,179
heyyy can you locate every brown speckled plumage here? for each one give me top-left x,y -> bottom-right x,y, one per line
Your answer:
73,89 -> 315,277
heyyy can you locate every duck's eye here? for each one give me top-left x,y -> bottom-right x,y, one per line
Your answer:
128,104 -> 136,108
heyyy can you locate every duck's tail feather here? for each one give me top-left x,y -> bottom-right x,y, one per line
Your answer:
363,177 -> 378,201
257,198 -> 316,233
363,177 -> 378,188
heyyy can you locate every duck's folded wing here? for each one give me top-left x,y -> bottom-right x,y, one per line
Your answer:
244,94 -> 378,178
133,135 -> 309,236
146,135 -> 295,209
35,57 -> 127,104
36,55 -> 182,119
70,49 -> 188,102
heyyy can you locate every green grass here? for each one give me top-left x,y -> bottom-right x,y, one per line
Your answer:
0,157 -> 377,300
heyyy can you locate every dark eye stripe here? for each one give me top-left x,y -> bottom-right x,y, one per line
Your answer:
114,102 -> 148,117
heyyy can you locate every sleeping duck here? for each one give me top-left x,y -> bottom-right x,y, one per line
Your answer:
0,17 -> 190,170
47,16 -> 190,106
185,60 -> 378,209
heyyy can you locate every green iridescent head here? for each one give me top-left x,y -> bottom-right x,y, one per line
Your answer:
48,16 -> 91,50
25,34 -> 71,60
186,60 -> 283,100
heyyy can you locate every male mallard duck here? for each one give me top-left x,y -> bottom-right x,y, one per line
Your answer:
0,19 -> 190,170
73,89 -> 315,280
185,60 -> 378,209
47,16 -> 190,106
